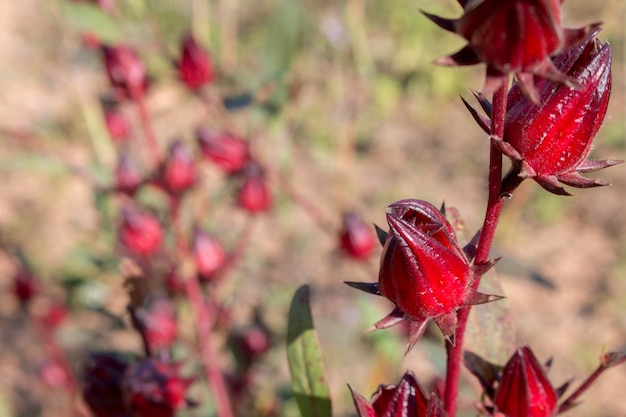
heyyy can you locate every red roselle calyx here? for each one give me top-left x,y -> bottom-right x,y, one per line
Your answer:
178,33 -> 215,90
102,45 -> 149,100
425,0 -> 599,101
346,199 -> 499,352
104,107 -> 131,143
349,371 -> 445,417
13,267 -> 38,305
466,33 -> 622,196
115,152 -> 143,195
123,358 -> 192,417
237,160 -> 272,213
120,208 -> 163,256
134,298 -> 177,351
160,139 -> 197,195
192,228 -> 227,280
196,128 -> 249,174
83,352 -> 130,417
500,35 -> 620,195
493,346 -> 558,417
339,211 -> 376,260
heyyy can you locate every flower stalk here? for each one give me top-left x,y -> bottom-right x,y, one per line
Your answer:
444,82 -> 510,416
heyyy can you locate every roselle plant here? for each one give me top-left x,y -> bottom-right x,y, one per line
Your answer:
2,1 -> 625,417
287,1 -> 625,417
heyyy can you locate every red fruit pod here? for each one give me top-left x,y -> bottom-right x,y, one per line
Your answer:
102,45 -> 148,99
83,351 -> 130,417
135,298 -> 177,351
457,0 -> 563,74
178,33 -> 215,90
123,359 -> 192,417
237,161 -> 272,213
493,346 -> 558,417
160,139 -> 197,195
13,267 -> 38,305
115,153 -> 143,195
104,107 -> 131,143
496,35 -> 621,195
349,371 -> 445,417
196,128 -> 249,174
192,228 -> 227,280
424,0 -> 598,100
339,211 -> 375,260
120,208 -> 163,256
346,199 -> 498,352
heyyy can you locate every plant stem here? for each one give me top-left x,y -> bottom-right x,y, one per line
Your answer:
184,276 -> 234,417
558,364 -> 606,413
444,83 -> 509,416
170,195 -> 234,417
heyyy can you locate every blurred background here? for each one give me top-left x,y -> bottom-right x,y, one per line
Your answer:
0,0 -> 625,416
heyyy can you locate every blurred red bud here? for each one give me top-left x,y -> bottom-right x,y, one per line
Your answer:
178,34 -> 215,90
83,352 -> 130,417
115,153 -> 143,195
192,228 -> 227,280
104,107 -> 131,143
120,208 -> 163,256
135,298 -> 177,351
13,267 -> 38,305
123,359 -> 192,417
339,211 -> 375,260
102,45 -> 148,99
237,161 -> 272,213
160,140 -> 197,195
196,128 -> 248,174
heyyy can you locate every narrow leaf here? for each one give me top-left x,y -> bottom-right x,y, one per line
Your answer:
61,3 -> 121,43
287,285 -> 332,417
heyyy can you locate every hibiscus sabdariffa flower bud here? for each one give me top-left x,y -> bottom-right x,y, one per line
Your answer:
178,33 -> 215,91
349,371 -> 445,417
346,199 -> 500,352
493,34 -> 622,195
493,346 -> 558,417
424,0 -> 599,102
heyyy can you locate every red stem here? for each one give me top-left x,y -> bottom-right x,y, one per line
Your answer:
558,364 -> 606,413
444,83 -> 510,416
170,197 -> 234,417
184,276 -> 234,417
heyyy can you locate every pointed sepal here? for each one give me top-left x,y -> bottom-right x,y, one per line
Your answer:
344,281 -> 381,296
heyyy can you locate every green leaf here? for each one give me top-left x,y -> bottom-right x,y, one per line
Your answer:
261,0 -> 307,80
61,3 -> 121,43
287,285 -> 332,417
